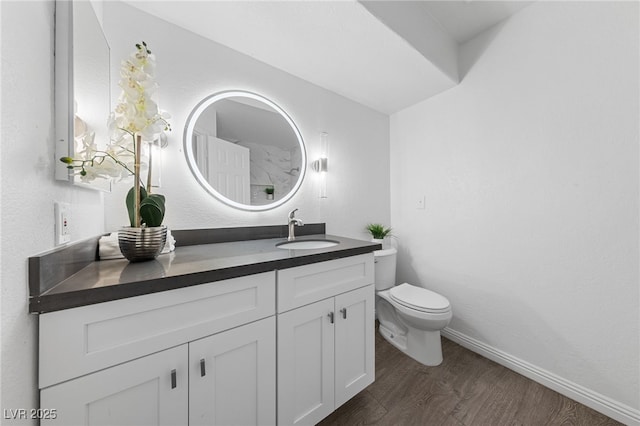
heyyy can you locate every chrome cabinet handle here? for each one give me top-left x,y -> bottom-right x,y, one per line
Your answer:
171,369 -> 177,389
340,308 -> 347,319
200,358 -> 206,377
328,312 -> 334,324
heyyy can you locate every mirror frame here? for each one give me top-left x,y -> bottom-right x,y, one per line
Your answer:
54,0 -> 111,191
54,0 -> 73,182
184,90 -> 307,211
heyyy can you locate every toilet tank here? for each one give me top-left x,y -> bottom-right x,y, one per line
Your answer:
374,248 -> 397,291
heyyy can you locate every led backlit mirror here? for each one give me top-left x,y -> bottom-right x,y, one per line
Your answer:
184,91 -> 306,211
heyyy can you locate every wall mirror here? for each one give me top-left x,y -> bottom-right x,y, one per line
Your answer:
184,91 -> 307,211
55,0 -> 111,191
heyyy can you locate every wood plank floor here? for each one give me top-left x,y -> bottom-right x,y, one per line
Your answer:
319,326 -> 621,426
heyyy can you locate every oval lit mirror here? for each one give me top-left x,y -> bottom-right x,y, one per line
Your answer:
184,91 -> 306,211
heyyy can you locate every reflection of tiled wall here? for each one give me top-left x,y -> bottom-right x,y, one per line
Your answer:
242,142 -> 299,204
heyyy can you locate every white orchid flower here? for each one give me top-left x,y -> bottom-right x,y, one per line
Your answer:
61,41 -> 170,201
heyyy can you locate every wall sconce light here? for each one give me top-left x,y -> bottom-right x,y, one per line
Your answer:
312,132 -> 329,198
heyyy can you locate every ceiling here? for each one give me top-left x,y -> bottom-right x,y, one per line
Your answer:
124,1 -> 533,115
419,1 -> 534,44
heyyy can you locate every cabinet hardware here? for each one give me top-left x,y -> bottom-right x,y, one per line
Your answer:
200,358 -> 206,377
328,312 -> 334,324
340,308 -> 347,319
171,369 -> 177,389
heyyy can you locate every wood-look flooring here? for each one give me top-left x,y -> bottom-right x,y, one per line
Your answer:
319,326 -> 621,426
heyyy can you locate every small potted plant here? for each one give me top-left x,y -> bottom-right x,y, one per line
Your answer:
61,41 -> 171,262
265,186 -> 275,200
366,223 -> 392,246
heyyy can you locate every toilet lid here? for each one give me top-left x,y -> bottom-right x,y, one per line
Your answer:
389,283 -> 450,313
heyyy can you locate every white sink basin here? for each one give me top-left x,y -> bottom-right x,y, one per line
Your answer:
276,239 -> 339,250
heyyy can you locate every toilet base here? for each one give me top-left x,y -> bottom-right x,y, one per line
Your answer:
379,322 -> 408,352
378,323 -> 444,366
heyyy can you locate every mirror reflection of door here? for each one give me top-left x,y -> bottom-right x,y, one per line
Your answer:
191,95 -> 303,207
193,131 -> 250,204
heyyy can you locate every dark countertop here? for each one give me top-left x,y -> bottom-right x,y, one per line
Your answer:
29,233 -> 380,314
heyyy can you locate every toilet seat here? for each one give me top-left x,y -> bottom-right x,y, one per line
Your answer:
389,283 -> 450,313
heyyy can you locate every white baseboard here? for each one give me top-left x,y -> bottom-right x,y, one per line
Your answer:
442,327 -> 640,426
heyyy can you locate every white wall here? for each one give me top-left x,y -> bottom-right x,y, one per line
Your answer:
0,1 -> 105,422
102,1 -> 391,239
390,1 -> 639,422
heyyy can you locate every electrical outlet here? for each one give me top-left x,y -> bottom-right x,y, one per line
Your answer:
55,202 -> 71,245
416,195 -> 426,210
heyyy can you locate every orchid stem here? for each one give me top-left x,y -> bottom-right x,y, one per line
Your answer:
146,140 -> 153,194
133,134 -> 142,227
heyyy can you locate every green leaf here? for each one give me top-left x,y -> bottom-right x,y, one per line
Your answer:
125,186 -> 166,227
59,157 -> 73,164
125,186 -> 148,227
140,195 -> 165,227
150,193 -> 165,207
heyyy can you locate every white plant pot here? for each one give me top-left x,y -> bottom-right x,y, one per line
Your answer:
371,238 -> 384,247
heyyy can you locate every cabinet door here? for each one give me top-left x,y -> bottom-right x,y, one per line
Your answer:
189,317 -> 276,426
41,345 -> 188,426
335,285 -> 375,407
278,298 -> 335,425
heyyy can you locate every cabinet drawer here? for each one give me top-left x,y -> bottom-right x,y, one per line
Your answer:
40,272 -> 275,389
277,254 -> 374,313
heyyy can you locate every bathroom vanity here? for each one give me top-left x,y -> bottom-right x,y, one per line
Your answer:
30,225 -> 380,425
41,4 -> 381,423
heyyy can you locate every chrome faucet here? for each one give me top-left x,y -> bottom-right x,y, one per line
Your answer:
287,209 -> 304,241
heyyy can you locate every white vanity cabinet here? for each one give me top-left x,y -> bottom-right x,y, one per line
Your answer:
38,272 -> 276,426
277,254 -> 375,425
37,252 -> 377,426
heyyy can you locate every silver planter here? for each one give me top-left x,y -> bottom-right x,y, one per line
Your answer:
118,226 -> 167,262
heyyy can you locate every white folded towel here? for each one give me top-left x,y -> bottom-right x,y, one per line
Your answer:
99,229 -> 176,260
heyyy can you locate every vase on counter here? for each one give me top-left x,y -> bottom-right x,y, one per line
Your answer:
118,225 -> 167,262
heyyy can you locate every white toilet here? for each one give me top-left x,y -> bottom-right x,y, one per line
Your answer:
374,248 -> 452,366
